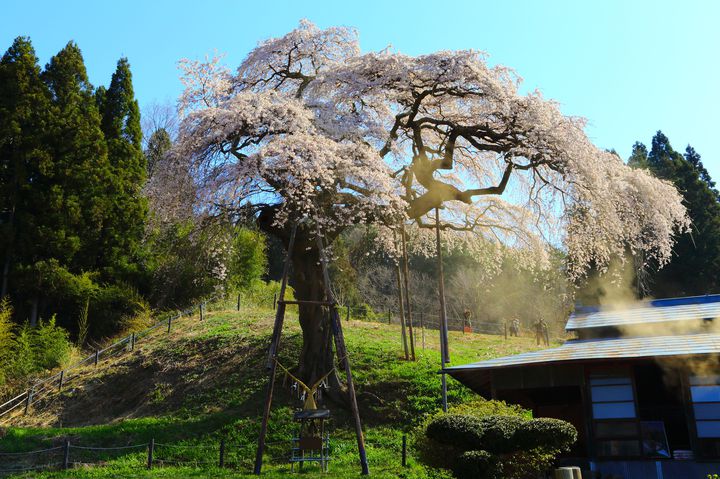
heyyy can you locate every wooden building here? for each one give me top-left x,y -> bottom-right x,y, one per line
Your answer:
445,294 -> 720,479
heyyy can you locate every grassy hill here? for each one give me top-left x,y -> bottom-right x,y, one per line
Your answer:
0,300 -> 558,478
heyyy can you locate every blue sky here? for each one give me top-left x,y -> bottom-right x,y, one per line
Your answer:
3,0 -> 719,178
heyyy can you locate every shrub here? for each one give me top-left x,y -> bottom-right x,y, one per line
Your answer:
241,280 -> 295,309
227,228 -> 267,290
30,316 -> 71,371
426,414 -> 485,451
0,298 -> 14,386
453,450 -> 501,479
477,415 -> 526,454
421,407 -> 577,479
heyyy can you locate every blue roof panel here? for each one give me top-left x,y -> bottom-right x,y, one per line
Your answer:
566,295 -> 720,331
444,333 -> 720,372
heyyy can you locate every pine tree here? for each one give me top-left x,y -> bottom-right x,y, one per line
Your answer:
0,37 -> 53,314
96,58 -> 147,280
41,41 -> 111,273
635,131 -> 720,297
627,142 -> 649,169
145,127 -> 171,177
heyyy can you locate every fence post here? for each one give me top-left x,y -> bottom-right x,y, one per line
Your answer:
131,333 -> 136,351
200,303 -> 205,321
94,350 -> 99,367
420,312 -> 425,350
219,437 -> 226,468
58,370 -> 65,391
346,305 -> 350,322
504,321 -> 508,340
63,439 -> 70,469
147,438 -> 154,469
167,315 -> 172,334
273,292 -> 277,310
24,386 -> 33,415
237,293 -> 241,311
401,434 -> 407,467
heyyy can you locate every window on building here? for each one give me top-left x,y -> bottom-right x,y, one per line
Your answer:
690,376 -> 720,438
590,374 -> 641,457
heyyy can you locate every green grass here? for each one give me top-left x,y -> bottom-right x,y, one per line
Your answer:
0,299 -> 557,478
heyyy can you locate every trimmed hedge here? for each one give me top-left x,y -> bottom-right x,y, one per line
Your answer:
515,417 -> 577,451
425,414 -> 485,450
454,450 -> 501,479
423,413 -> 578,479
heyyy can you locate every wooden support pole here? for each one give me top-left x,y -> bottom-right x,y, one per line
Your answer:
58,370 -> 65,391
167,315 -> 172,334
147,438 -> 154,469
420,311 -> 425,350
254,224 -> 298,475
435,208 -> 449,412
237,293 -> 241,311
401,225 -> 416,361
401,434 -> 407,467
63,439 -> 70,469
219,437 -> 226,468
395,261 -> 410,361
316,230 -> 369,475
200,303 -> 205,321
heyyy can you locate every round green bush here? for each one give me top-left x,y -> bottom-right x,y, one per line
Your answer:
453,450 -> 501,479
515,417 -> 578,451
426,414 -> 485,451
477,415 -> 526,454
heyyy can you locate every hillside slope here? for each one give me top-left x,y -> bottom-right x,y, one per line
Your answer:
0,302 -> 557,478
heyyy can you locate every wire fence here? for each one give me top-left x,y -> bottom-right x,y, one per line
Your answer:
0,436 -> 411,476
0,295 -> 220,424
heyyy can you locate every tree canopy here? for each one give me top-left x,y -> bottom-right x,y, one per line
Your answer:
169,21 -> 688,277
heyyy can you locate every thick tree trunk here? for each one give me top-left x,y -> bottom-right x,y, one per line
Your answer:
257,207 -> 344,400
292,248 -> 338,387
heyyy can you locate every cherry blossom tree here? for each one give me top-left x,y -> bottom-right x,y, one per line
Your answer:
165,21 -> 689,389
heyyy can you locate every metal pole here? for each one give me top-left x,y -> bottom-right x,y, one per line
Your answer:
395,261 -> 409,361
254,224 -> 298,475
401,225 -> 416,361
435,208 -> 449,412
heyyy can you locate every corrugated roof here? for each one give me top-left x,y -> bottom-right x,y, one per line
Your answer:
444,333 -> 720,372
566,294 -> 720,331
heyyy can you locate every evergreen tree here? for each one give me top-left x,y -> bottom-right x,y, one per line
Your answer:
41,41 -> 112,274
96,58 -> 147,280
632,131 -> 720,297
627,142 -> 649,169
145,127 -> 171,177
0,37 -> 53,316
